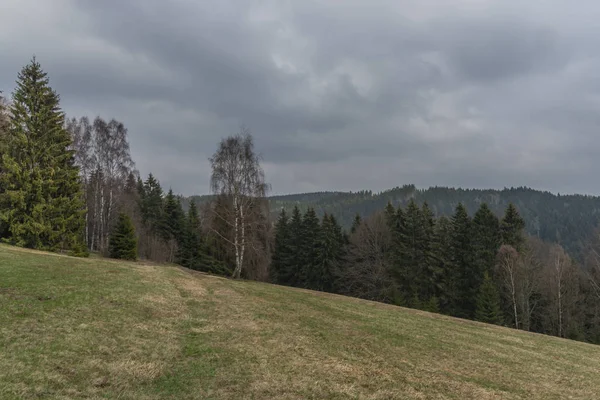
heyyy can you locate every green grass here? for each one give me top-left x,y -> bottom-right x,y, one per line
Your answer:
1,244 -> 599,399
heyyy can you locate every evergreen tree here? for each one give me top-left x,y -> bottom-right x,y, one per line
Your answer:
0,58 -> 85,253
384,201 -> 396,228
475,272 -> 504,325
140,173 -> 164,232
350,213 -> 362,234
501,203 -> 526,251
301,207 -> 322,289
433,215 -> 454,314
280,206 -> 303,286
417,202 -> 438,302
472,203 -> 502,290
449,203 -> 475,318
162,188 -> 185,242
271,209 -> 291,283
109,213 -> 137,260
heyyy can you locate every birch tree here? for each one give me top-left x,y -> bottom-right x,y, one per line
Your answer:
209,128 -> 269,279
497,245 -> 520,329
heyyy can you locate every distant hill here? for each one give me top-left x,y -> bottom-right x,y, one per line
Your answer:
186,185 -> 600,260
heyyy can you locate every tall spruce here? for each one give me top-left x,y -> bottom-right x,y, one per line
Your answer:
433,216 -> 453,313
301,207 -> 322,290
449,203 -> 475,318
501,203 -> 526,251
472,203 -> 502,286
271,209 -> 291,283
0,58 -> 85,253
418,202 -> 438,305
475,272 -> 504,325
109,213 -> 137,260
280,206 -> 303,286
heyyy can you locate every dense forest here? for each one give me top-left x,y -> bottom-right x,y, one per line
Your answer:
187,186 -> 600,261
2,58 -> 600,345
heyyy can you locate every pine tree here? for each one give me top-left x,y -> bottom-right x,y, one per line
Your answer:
472,203 -> 502,290
449,203 -> 475,318
475,272 -> 503,325
109,213 -> 137,260
0,58 -> 85,253
271,209 -> 291,283
501,203 -> 526,251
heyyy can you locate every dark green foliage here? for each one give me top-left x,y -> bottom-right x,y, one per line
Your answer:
109,213 -> 137,260
139,173 -> 164,232
472,203 -> 502,277
0,58 -> 85,253
433,216 -> 453,313
350,213 -> 362,234
161,189 -> 185,242
449,203 -> 475,318
279,206 -> 303,286
475,272 -> 504,325
301,208 -> 322,290
501,203 -> 526,251
271,209 -> 291,283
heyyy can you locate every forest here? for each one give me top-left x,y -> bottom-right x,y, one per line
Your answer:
2,58 -> 600,345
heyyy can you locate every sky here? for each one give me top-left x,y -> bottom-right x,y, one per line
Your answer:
1,0 -> 599,196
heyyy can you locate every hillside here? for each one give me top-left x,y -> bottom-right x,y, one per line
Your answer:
184,185 -> 599,259
1,245 -> 600,399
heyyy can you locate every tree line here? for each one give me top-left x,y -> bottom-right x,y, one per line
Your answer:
2,58 -> 600,345
269,200 -> 600,343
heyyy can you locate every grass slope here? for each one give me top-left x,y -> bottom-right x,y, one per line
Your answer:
1,245 -> 599,399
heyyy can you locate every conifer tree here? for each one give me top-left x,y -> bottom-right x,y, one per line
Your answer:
472,203 -> 502,290
384,201 -> 396,228
475,272 -> 504,325
271,209 -> 291,283
501,203 -> 526,251
418,202 -> 439,303
301,207 -> 322,289
433,215 -> 454,314
449,203 -> 475,317
0,58 -> 85,252
280,206 -> 303,286
162,189 -> 185,243
140,173 -> 164,232
350,213 -> 362,234
109,213 -> 137,260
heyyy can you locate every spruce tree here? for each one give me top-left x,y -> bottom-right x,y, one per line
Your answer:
433,215 -> 454,314
501,203 -> 526,251
0,58 -> 85,252
281,206 -> 303,286
418,202 -> 439,303
350,213 -> 362,235
449,203 -> 475,318
109,213 -> 137,260
140,173 -> 164,232
475,272 -> 503,325
472,203 -> 502,291
301,207 -> 322,289
271,209 -> 291,283
161,188 -> 185,243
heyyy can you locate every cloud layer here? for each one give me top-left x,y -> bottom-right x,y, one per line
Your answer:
1,0 -> 599,195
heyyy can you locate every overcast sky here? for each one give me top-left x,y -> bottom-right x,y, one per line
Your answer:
1,0 -> 599,196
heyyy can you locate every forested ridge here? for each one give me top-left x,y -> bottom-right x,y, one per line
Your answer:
2,58 -> 600,346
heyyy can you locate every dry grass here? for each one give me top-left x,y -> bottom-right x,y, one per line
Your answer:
1,244 -> 600,399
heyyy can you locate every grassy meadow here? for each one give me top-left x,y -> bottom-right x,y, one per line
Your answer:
1,244 -> 599,399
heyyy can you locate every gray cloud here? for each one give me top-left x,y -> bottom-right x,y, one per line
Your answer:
1,0 -> 599,195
